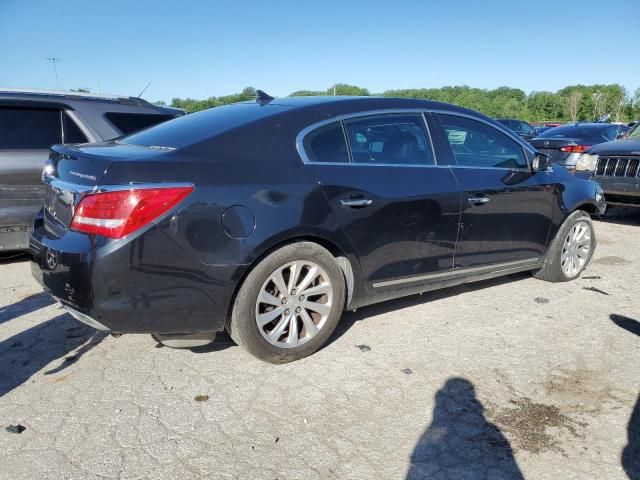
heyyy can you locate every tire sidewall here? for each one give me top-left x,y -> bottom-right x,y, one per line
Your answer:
230,242 -> 346,363
554,211 -> 596,281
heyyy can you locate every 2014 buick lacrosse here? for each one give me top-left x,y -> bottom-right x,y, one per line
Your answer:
30,94 -> 606,363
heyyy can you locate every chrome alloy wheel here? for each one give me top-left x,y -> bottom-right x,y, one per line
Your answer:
561,220 -> 592,277
255,260 -> 333,348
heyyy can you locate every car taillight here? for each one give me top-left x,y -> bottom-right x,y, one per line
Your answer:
560,145 -> 590,153
70,186 -> 193,239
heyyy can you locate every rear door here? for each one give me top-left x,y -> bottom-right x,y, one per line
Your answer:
432,112 -> 554,269
301,112 -> 461,291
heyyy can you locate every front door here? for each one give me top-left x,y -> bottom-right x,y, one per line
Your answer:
433,112 -> 554,269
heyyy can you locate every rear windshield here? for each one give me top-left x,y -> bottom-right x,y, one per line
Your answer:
105,112 -> 176,135
120,103 -> 291,149
497,119 -> 519,130
538,125 -> 617,143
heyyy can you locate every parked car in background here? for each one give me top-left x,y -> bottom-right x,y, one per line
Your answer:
30,95 -> 604,363
613,123 -> 631,139
575,121 -> 640,208
0,88 -> 182,251
534,125 -> 555,135
529,123 -> 620,171
496,118 -> 536,141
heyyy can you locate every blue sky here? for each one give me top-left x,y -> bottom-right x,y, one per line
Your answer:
1,0 -> 638,102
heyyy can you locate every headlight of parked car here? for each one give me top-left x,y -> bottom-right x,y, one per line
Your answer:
575,153 -> 599,172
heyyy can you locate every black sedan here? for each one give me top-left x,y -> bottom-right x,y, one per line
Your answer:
495,118 -> 537,141
530,123 -> 620,171
30,95 -> 605,363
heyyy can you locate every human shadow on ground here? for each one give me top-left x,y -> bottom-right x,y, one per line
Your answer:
0,292 -> 56,325
406,377 -> 523,480
0,313 -> 105,397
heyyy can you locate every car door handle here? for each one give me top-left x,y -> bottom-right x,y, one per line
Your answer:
341,198 -> 373,208
468,196 -> 490,205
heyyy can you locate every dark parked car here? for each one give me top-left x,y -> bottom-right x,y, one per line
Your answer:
530,123 -> 620,171
0,88 -> 182,252
496,118 -> 537,141
30,95 -> 605,363
534,125 -> 554,135
575,122 -> 640,207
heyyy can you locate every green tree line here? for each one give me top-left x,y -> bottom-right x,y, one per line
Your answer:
160,83 -> 640,123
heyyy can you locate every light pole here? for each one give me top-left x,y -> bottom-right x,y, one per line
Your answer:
46,57 -> 61,89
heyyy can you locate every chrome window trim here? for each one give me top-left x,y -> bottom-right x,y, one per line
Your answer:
296,107 -> 536,171
431,109 -> 533,171
372,257 -> 542,288
296,108 -> 439,167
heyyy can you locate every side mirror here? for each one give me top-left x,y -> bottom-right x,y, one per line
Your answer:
532,153 -> 552,172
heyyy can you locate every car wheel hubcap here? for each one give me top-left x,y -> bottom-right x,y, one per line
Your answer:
561,221 -> 591,277
256,260 -> 333,348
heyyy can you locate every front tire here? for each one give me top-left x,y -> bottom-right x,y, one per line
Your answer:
533,210 -> 596,282
228,242 -> 346,363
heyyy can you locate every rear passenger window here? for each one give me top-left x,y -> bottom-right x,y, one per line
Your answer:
0,107 -> 62,149
105,112 -> 176,136
63,113 -> 88,144
438,114 -> 527,169
303,122 -> 349,163
344,114 -> 434,165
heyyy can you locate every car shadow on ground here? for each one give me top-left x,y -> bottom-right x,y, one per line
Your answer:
0,251 -> 30,265
0,292 -> 56,325
623,394 -> 640,480
406,377 -> 523,479
0,313 -> 106,397
328,272 -> 531,348
611,314 -> 640,337
599,207 -> 640,226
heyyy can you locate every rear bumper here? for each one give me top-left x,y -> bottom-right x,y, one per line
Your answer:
30,214 -> 240,334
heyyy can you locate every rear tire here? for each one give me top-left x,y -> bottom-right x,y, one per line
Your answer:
533,210 -> 596,282
228,242 -> 346,364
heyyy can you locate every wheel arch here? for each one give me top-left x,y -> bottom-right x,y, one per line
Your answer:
225,234 -> 359,329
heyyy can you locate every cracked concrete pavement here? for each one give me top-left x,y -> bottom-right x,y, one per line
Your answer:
1,212 -> 639,479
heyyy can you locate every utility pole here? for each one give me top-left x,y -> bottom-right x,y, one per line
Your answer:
46,57 -> 61,89
333,84 -> 337,96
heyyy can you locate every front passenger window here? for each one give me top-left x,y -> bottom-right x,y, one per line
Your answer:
438,114 -> 527,169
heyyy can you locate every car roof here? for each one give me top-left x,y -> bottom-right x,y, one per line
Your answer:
0,87 -> 154,106
244,95 -> 495,124
558,123 -> 615,129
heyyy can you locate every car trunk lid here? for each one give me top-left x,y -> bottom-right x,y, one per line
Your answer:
43,142 -> 165,235
529,137 -> 585,163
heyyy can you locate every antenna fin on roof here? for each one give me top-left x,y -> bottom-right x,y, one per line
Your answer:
256,89 -> 274,104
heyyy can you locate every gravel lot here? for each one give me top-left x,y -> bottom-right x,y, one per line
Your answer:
1,211 -> 639,480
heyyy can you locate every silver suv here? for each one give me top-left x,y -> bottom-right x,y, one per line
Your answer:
0,88 -> 182,251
